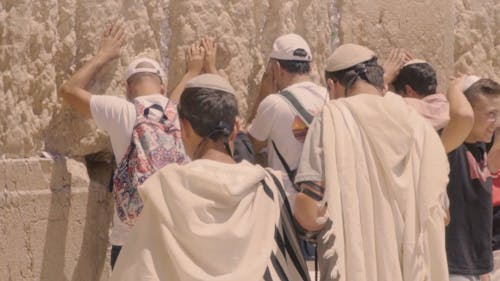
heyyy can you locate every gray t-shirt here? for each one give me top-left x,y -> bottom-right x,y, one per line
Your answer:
295,113 -> 326,184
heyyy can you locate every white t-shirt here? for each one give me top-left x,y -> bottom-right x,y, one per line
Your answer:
90,93 -> 169,246
248,81 -> 328,207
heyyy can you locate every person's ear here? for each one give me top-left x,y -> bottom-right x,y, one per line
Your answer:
404,84 -> 419,98
229,118 -> 241,142
160,79 -> 167,95
180,118 -> 192,138
326,78 -> 336,99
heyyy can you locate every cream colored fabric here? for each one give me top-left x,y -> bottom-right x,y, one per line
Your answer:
185,73 -> 236,94
317,92 -> 449,281
325,44 -> 375,72
404,93 -> 450,130
109,160 -> 299,281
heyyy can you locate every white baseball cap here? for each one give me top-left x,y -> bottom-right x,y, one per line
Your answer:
269,33 -> 312,62
325,43 -> 375,72
124,57 -> 165,82
185,73 -> 236,94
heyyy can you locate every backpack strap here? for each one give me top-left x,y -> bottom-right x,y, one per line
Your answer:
279,90 -> 314,126
272,140 -> 299,191
133,98 -> 170,123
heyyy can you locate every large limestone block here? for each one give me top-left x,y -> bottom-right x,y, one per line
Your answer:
0,157 -> 113,281
0,0 -> 167,158
337,0 -> 455,92
454,0 -> 500,81
167,0 -> 333,119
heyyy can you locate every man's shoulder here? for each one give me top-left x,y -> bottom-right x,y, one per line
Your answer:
90,95 -> 134,114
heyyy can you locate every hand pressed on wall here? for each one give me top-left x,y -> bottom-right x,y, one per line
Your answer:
382,48 -> 413,86
97,20 -> 127,62
185,41 -> 205,76
201,37 -> 218,74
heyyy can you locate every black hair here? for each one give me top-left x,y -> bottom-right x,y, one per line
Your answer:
324,57 -> 384,96
178,87 -> 238,156
392,63 -> 437,96
277,59 -> 311,74
464,78 -> 500,105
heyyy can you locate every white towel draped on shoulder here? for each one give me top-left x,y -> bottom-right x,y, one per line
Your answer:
318,92 -> 449,281
110,160 -> 309,281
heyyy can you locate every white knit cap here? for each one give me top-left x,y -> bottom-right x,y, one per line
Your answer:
463,75 -> 481,91
325,43 -> 376,72
269,33 -> 312,62
185,74 -> 236,94
124,57 -> 165,81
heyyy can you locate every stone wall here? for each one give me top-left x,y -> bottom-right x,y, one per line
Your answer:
0,157 -> 113,281
0,0 -> 498,280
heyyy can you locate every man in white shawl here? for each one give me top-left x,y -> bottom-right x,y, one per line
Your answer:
293,44 -> 450,281
110,74 -> 310,281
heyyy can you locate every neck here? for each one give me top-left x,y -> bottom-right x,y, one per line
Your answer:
129,84 -> 162,99
347,81 -> 382,97
465,135 -> 478,143
194,139 -> 235,164
279,74 -> 311,90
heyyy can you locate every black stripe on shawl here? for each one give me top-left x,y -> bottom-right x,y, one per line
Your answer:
282,222 -> 310,281
261,179 -> 274,200
270,252 -> 288,281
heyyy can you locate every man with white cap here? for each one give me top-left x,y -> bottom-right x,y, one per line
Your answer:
247,33 -> 328,265
293,43 -> 450,281
444,76 -> 500,281
247,33 -> 328,207
110,73 -> 310,281
59,22 -> 187,268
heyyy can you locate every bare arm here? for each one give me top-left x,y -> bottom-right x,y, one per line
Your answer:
440,76 -> 474,153
488,128 -> 500,172
294,181 -> 327,232
169,41 -> 205,103
247,133 -> 267,154
247,62 -> 276,123
58,21 -> 126,118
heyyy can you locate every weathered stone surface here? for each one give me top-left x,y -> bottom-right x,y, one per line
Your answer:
337,0 -> 455,92
0,0 -> 167,158
0,158 -> 113,281
167,0 -> 333,123
454,0 -> 500,81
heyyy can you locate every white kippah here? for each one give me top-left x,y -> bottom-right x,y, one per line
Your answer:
185,74 -> 236,94
325,43 -> 376,72
403,59 -> 428,67
463,75 -> 481,91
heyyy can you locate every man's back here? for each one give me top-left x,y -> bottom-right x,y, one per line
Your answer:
249,81 -> 327,204
90,93 -> 171,246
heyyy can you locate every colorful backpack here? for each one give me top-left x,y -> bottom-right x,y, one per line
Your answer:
113,98 -> 187,226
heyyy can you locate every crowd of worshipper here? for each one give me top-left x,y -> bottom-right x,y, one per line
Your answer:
58,21 -> 500,281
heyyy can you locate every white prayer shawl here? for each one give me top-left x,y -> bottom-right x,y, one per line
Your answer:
109,160 -> 308,281
319,92 -> 449,281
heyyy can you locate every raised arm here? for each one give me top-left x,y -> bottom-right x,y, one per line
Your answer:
440,76 -> 475,153
58,21 -> 126,118
169,41 -> 205,103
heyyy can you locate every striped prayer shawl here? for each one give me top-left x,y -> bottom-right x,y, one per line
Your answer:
262,170 -> 310,281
